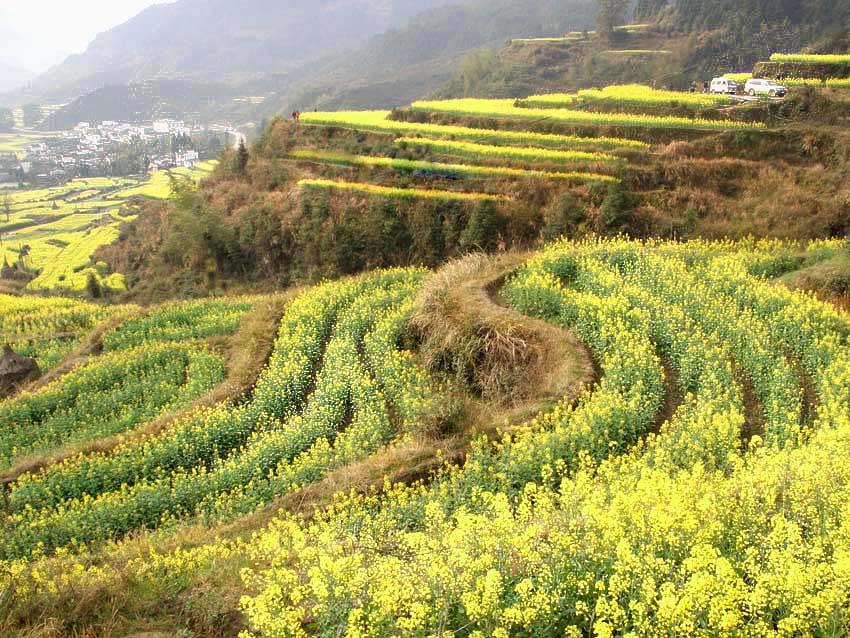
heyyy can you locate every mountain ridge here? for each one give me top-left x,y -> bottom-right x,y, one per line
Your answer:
18,0 -> 463,102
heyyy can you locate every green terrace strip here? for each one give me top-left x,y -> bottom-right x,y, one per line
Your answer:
511,35 -> 584,43
518,86 -> 733,109
297,178 -> 510,201
0,343 -> 225,471
298,110 -> 650,151
784,77 -> 850,87
770,53 -> 850,64
723,72 -> 754,82
409,98 -> 766,130
0,294 -> 122,371
394,137 -> 621,166
289,149 -> 619,183
103,297 -> 258,351
604,49 -> 672,55
511,23 -> 652,42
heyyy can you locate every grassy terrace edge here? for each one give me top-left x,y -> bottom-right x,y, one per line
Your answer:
298,111 -> 651,151
769,53 -> 850,64
290,150 -> 619,183
297,178 -> 511,201
393,137 -> 621,166
408,99 -> 766,131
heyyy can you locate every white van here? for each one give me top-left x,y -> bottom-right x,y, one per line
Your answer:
710,77 -> 738,95
744,78 -> 788,98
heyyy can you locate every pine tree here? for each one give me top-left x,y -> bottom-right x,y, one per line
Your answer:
85,272 -> 103,299
461,200 -> 506,252
599,182 -> 637,235
234,139 -> 249,176
634,0 -> 668,22
596,0 -> 630,38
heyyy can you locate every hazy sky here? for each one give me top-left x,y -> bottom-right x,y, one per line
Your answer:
0,0 -> 176,74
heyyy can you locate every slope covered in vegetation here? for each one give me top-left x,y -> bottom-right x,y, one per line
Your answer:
3,237 -> 850,638
4,21 -> 850,635
94,80 -> 850,302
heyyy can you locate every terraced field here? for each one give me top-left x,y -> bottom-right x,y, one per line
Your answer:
3,238 -> 850,638
0,294 -> 119,371
300,110 -> 651,150
0,161 -> 216,292
511,23 -> 652,44
284,84 -> 769,226
518,85 -> 735,109
4,79 -> 849,637
409,97 -> 763,130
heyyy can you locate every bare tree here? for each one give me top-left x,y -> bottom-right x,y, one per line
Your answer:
596,0 -> 630,39
2,194 -> 10,223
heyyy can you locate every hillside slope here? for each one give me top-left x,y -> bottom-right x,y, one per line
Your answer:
38,80 -> 236,130
278,0 -> 597,113
4,237 -> 850,637
88,82 -> 850,303
434,0 -> 850,99
0,61 -> 34,95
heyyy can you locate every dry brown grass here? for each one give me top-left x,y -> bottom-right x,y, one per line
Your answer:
411,252 -> 594,405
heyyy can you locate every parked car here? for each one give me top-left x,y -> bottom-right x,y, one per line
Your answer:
744,78 -> 788,98
710,77 -> 739,95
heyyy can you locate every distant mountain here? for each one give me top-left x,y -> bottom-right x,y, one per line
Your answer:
0,61 -> 34,95
22,0 -> 462,102
265,0 -> 598,114
32,0 -> 598,129
38,80 -> 237,130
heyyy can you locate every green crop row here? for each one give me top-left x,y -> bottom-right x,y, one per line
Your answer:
393,136 -> 621,166
410,98 -> 766,130
291,149 -> 619,183
0,343 -> 225,471
103,296 -> 258,351
299,110 -> 650,150
2,270 -> 425,559
298,178 -> 509,202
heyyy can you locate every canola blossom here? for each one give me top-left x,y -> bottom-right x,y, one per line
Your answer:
298,178 -> 509,202
3,240 -> 850,638
393,136 -> 621,167
770,52 -> 850,64
410,98 -> 766,130
0,294 -> 123,370
0,163 -> 216,292
290,149 -> 619,183
517,85 -> 734,109
237,238 -> 850,638
0,342 -> 225,471
299,110 -> 650,150
0,269 -> 430,560
102,296 -> 259,350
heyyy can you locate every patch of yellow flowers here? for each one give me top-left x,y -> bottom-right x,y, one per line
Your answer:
237,238 -> 850,638
4,239 -> 850,638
